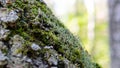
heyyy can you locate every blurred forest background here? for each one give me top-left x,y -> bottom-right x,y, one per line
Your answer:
44,0 -> 109,68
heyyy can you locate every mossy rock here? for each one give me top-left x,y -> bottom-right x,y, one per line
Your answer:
0,0 -> 101,68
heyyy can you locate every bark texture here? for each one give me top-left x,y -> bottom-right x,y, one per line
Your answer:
0,0 -> 100,68
109,0 -> 120,68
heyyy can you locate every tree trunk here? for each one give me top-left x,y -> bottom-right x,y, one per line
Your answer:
0,0 -> 99,68
109,0 -> 120,68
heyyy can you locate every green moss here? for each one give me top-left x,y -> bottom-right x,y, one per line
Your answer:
1,48 -> 8,55
5,0 -> 101,68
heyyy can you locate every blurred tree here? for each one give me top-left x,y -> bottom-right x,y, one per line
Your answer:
84,0 -> 96,55
109,0 -> 120,68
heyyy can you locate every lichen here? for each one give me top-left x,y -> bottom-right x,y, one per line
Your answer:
0,50 -> 8,67
0,0 -> 101,68
0,26 -> 10,40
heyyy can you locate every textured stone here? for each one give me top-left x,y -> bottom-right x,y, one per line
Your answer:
0,9 -> 18,23
44,46 -> 53,49
0,50 -> 8,66
32,57 -> 48,68
10,35 -> 24,56
48,55 -> 58,66
0,26 -> 9,40
31,43 -> 41,51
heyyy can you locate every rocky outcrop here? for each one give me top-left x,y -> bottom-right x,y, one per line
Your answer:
0,0 -> 100,68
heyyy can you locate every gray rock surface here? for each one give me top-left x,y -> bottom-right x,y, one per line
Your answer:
31,43 -> 41,51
